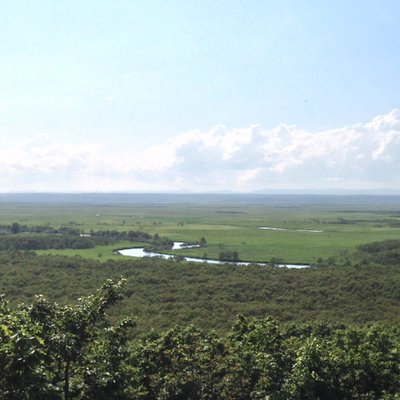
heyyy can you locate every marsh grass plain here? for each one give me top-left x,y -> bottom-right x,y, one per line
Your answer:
1,194 -> 399,264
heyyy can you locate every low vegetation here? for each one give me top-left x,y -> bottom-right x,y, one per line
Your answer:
2,197 -> 400,263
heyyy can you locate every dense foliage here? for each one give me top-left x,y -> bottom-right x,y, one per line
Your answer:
0,248 -> 399,334
0,280 -> 133,399
0,224 -> 174,252
218,250 -> 240,262
1,281 -> 399,399
0,234 -> 97,251
0,223 -> 81,236
357,239 -> 400,266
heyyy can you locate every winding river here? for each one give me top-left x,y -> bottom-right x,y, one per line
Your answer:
117,242 -> 309,269
259,226 -> 323,233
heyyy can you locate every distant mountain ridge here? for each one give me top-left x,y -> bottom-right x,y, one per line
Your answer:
1,192 -> 400,206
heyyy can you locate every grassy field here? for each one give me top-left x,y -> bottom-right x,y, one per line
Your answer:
37,241 -> 139,261
2,195 -> 400,263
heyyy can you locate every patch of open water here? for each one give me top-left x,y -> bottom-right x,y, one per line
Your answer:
259,226 -> 323,233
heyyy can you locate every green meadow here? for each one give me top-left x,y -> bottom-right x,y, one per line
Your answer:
2,195 -> 400,264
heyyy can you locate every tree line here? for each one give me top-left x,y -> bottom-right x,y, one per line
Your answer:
0,224 -> 176,251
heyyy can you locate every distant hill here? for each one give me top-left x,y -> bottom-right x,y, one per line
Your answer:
0,192 -> 400,207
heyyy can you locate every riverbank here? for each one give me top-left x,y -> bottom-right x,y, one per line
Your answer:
117,242 -> 310,268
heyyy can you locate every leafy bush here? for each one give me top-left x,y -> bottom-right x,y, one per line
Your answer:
1,283 -> 399,399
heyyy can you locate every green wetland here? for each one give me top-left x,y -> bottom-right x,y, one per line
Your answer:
1,193 -> 399,264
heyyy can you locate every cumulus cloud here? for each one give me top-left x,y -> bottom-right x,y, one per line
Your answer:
1,109 -> 400,192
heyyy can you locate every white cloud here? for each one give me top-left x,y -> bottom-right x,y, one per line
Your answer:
1,109 -> 400,192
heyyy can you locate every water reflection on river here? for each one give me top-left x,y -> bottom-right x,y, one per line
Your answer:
117,243 -> 309,269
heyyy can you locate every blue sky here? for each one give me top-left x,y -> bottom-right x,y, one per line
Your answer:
1,1 -> 400,192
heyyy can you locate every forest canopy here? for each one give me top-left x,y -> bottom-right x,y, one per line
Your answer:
1,279 -> 399,399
